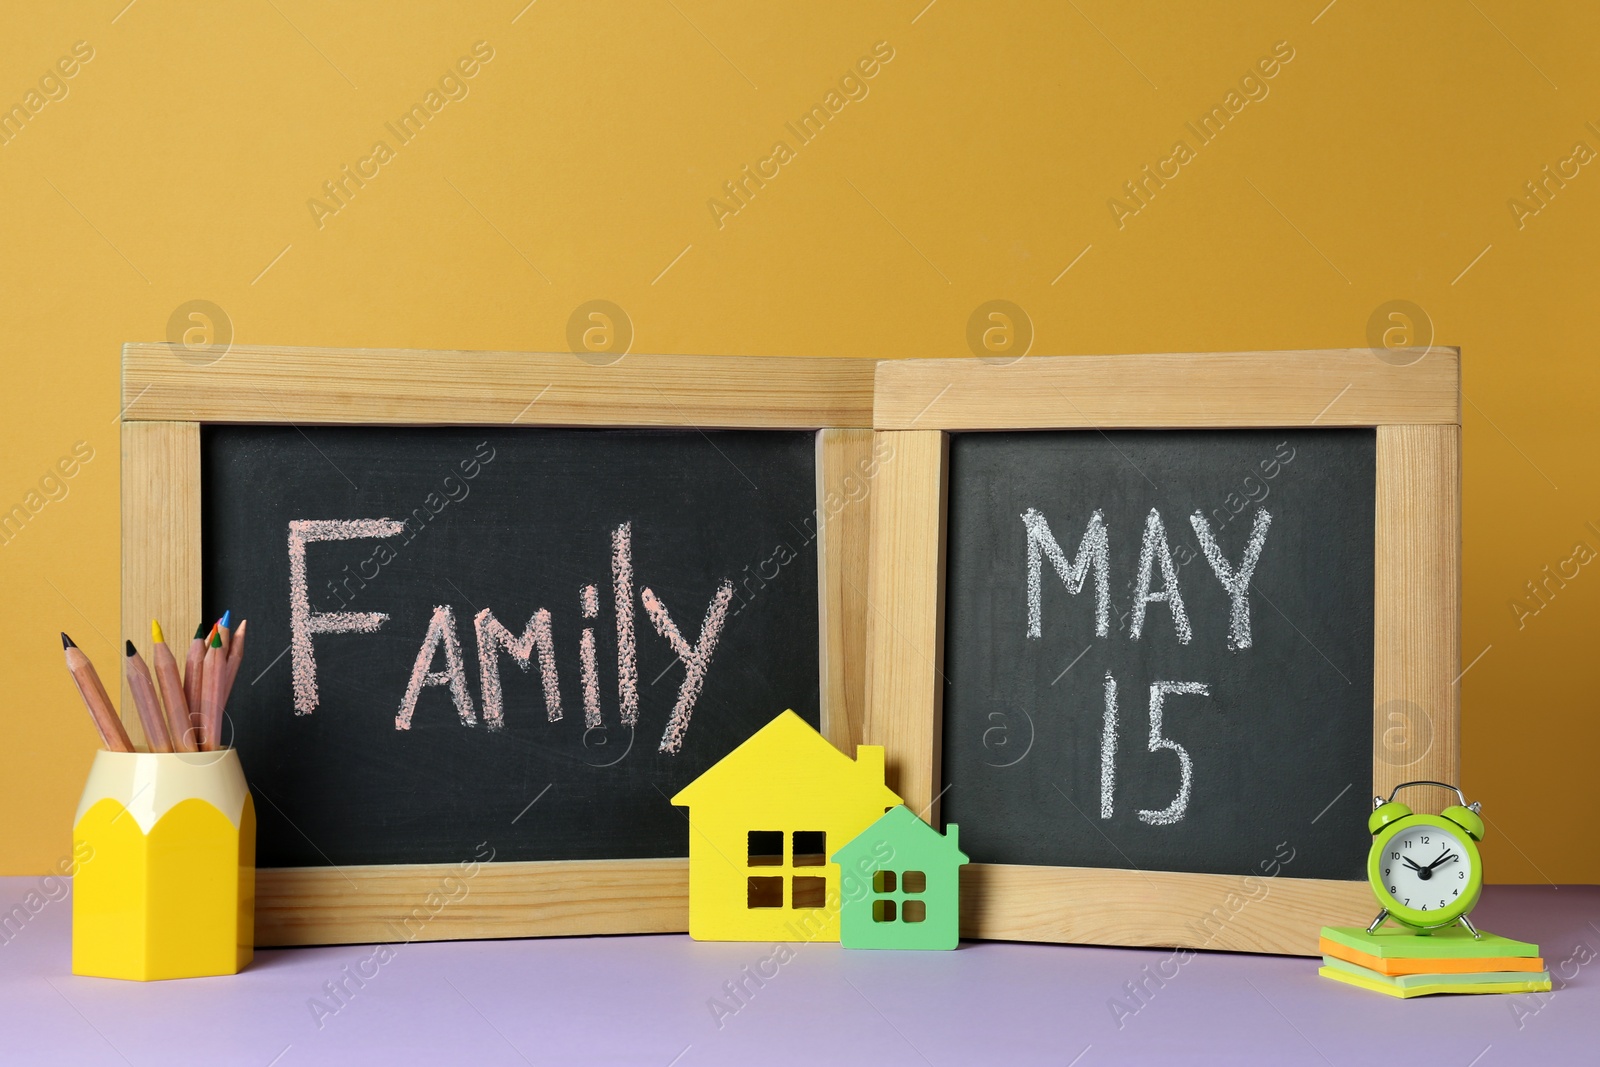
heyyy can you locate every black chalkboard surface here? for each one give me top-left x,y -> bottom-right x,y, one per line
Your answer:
202,426 -> 820,867
940,428 -> 1374,880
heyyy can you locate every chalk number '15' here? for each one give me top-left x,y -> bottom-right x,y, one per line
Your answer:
1098,673 -> 1210,826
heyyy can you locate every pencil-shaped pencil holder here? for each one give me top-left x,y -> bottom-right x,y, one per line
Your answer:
72,749 -> 254,981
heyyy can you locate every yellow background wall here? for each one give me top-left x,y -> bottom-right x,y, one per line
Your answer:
3,2 -> 1595,883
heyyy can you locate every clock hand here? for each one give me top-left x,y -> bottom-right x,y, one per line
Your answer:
1427,852 -> 1459,870
1401,857 -> 1425,873
1424,849 -> 1452,870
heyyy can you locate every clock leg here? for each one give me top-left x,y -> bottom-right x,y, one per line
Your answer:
1365,909 -> 1389,934
1458,914 -> 1482,940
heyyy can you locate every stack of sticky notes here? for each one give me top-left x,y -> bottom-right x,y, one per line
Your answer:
1319,925 -> 1552,998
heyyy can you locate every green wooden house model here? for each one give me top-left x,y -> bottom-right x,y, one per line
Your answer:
832,805 -> 968,950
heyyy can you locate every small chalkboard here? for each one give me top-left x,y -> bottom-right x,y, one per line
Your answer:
865,350 -> 1462,955
120,344 -> 878,944
940,429 -> 1374,879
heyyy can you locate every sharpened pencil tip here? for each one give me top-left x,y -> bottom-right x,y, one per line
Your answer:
210,631 -> 222,648
194,622 -> 206,640
151,619 -> 164,644
220,609 -> 231,629
125,639 -> 137,657
61,632 -> 74,649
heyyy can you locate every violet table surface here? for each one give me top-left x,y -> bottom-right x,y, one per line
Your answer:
0,881 -> 1593,1067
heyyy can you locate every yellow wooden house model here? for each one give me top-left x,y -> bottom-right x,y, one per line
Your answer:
671,709 -> 901,942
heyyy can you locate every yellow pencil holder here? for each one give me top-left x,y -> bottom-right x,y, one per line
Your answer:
71,749 -> 255,981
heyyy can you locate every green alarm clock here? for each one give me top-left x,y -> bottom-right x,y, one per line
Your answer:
1365,780 -> 1485,938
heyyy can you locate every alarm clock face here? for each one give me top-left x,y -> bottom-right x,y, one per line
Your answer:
1376,824 -> 1474,916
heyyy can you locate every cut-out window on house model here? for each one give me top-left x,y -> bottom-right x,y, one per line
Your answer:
792,831 -> 826,866
748,831 -> 783,866
748,876 -> 783,908
746,830 -> 834,910
792,876 -> 826,908
871,869 -> 929,923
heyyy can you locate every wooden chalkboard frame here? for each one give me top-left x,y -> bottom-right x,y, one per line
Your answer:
120,343 -> 877,945
863,348 -> 1461,956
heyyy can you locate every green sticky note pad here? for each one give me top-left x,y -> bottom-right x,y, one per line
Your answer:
1320,925 -> 1539,960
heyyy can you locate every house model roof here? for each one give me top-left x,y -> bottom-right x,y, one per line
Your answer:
832,803 -> 969,864
670,709 -> 900,809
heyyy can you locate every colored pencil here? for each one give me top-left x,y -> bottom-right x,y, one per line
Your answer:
61,633 -> 134,753
219,618 -> 248,710
200,630 -> 225,751
183,621 -> 206,738
125,640 -> 173,753
199,622 -> 219,739
151,620 -> 197,752
217,609 -> 232,655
